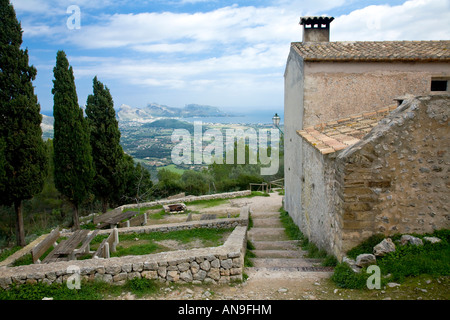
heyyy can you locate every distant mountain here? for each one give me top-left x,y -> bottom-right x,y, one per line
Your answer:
141,119 -> 195,133
117,103 -> 229,122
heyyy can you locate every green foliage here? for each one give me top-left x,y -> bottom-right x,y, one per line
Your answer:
142,119 -> 194,132
244,240 -> 256,267
85,77 -> 124,212
52,50 -> 94,228
0,280 -> 119,300
152,168 -> 184,198
0,246 -> 21,262
111,228 -> 232,257
377,232 -> 450,282
279,208 -> 304,241
181,170 -> 213,196
113,241 -> 160,256
125,277 -> 159,296
331,262 -> 370,289
115,154 -> 153,206
332,229 -> 450,288
187,198 -> 228,208
0,0 -> 48,245
345,233 -> 386,259
322,254 -> 338,267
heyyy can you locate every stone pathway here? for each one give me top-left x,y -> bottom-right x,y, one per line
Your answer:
246,194 -> 332,279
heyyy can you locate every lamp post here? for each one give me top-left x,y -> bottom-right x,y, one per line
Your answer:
272,113 -> 283,136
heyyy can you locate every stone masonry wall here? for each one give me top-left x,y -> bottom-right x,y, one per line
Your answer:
336,94 -> 450,257
299,138 -> 339,257
303,62 -> 449,128
0,210 -> 249,289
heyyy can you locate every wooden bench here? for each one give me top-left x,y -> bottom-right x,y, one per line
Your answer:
93,228 -> 119,259
73,230 -> 99,257
42,229 -> 91,264
96,210 -> 139,229
31,227 -> 60,264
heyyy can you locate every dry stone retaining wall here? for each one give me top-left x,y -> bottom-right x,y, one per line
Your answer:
119,190 -> 251,211
0,208 -> 249,289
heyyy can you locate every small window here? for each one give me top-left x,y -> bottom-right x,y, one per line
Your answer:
431,79 -> 448,92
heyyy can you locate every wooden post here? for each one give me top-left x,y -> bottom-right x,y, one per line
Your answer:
112,228 -> 119,252
104,242 -> 110,259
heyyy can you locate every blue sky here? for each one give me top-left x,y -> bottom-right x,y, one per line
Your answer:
11,0 -> 450,115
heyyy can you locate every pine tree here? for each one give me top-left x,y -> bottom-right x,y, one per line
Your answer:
0,0 -> 48,246
52,50 -> 94,230
85,76 -> 124,213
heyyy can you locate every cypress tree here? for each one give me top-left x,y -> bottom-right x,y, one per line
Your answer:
0,0 -> 48,246
52,50 -> 94,230
85,76 -> 124,212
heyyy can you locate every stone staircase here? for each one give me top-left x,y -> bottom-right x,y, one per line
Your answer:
246,209 -> 331,278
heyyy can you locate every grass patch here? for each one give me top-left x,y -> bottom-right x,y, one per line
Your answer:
125,277 -> 159,297
248,191 -> 270,197
279,207 -> 305,241
111,228 -> 233,257
332,229 -> 450,289
0,278 -> 159,300
122,205 -> 163,214
331,263 -> 372,289
0,246 -> 22,263
157,164 -> 185,175
187,198 -> 228,208
244,240 -> 256,268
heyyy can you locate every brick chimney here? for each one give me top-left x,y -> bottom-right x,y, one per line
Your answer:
300,16 -> 334,42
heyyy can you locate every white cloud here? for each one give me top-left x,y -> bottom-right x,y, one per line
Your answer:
333,0 -> 450,41
16,0 -> 450,110
60,5 -> 299,49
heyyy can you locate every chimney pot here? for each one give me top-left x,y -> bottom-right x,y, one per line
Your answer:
300,16 -> 334,43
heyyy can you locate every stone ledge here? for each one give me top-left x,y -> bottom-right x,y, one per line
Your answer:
119,190 -> 251,211
0,223 -> 248,289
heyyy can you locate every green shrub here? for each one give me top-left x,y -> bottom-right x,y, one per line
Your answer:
279,208 -> 304,241
125,277 -> 158,296
333,229 -> 450,288
377,235 -> 450,282
331,263 -> 369,289
322,255 -> 338,267
244,240 -> 256,267
345,233 -> 386,259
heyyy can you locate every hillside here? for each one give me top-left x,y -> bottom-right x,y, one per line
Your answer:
141,119 -> 194,132
117,103 -> 229,122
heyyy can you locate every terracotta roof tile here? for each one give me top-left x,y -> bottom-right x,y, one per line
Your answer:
292,41 -> 450,62
297,105 -> 397,155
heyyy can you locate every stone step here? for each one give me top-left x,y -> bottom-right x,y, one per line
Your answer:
252,219 -> 283,228
250,258 -> 323,268
245,267 -> 334,279
252,240 -> 300,251
250,212 -> 280,219
247,228 -> 288,241
252,250 -> 304,259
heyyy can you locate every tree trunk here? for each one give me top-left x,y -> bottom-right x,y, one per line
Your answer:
14,200 -> 26,247
72,203 -> 80,230
101,198 -> 108,214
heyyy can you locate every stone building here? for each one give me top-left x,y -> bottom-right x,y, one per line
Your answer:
284,16 -> 450,260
